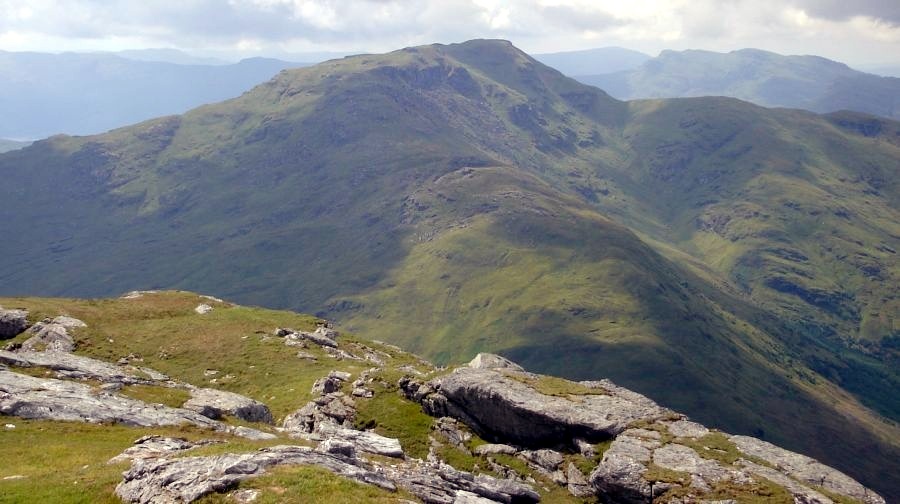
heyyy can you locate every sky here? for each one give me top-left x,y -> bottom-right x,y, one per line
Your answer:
1,0 -> 899,66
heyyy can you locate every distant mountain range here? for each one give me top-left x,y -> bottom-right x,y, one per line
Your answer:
569,48 -> 900,120
0,51 -> 307,139
0,39 -> 897,500
533,47 -> 651,76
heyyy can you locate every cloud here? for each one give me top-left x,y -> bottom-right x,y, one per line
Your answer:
789,0 -> 900,24
0,0 -> 896,65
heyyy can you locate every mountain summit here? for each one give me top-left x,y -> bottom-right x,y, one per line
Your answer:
0,39 -> 898,499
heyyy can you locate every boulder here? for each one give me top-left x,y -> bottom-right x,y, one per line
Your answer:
194,304 -> 213,314
20,318 -> 81,352
467,353 -> 524,372
0,308 -> 29,338
316,422 -> 404,458
183,387 -> 274,424
278,326 -> 339,348
566,463 -> 593,498
473,444 -> 518,456
312,376 -> 344,395
410,366 -> 674,448
520,448 -> 564,472
666,419 -> 709,439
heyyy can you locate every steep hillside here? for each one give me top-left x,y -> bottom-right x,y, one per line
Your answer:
0,40 -> 897,499
577,48 -> 900,120
0,51 -> 303,138
0,291 -> 888,504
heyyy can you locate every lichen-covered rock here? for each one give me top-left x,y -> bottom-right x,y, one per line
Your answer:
20,319 -> 79,352
0,308 -> 29,339
278,326 -> 339,348
183,387 -> 274,424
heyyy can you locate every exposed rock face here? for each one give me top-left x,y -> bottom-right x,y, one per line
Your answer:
402,363 -> 675,448
730,435 -> 885,504
402,354 -> 885,504
183,387 -> 274,424
0,349 -> 160,384
20,316 -> 85,352
115,445 -> 397,504
0,369 -> 272,439
108,435 -> 216,464
0,308 -> 29,339
276,326 -> 339,348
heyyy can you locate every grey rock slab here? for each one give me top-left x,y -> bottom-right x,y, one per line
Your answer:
652,443 -> 729,484
520,449 -> 564,472
194,304 -> 213,314
385,460 -> 540,504
0,369 -> 269,439
423,367 -> 674,448
109,436 -> 214,464
666,419 -> 710,439
0,308 -> 29,339
473,444 -> 518,456
183,387 -> 274,424
315,421 -> 404,458
730,435 -> 885,504
737,460 -> 834,504
0,350 -> 157,384
115,445 -> 397,504
21,321 -> 76,352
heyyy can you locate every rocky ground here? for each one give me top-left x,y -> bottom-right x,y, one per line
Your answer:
0,293 -> 886,503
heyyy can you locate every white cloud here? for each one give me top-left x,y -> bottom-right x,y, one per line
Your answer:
0,0 -> 896,66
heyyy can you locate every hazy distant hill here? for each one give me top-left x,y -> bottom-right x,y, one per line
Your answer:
0,138 -> 30,153
0,40 -> 898,499
576,48 -> 900,120
534,47 -> 650,76
0,51 -> 305,138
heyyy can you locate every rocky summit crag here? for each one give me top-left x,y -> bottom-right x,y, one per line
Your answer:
0,291 -> 886,503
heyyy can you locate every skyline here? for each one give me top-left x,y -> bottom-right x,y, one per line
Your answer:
0,0 -> 899,67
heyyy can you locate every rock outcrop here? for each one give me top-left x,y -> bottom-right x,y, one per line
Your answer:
0,307 -> 29,339
0,369 -> 273,440
276,326 -> 339,348
0,349 -> 162,384
402,354 -> 885,504
19,316 -> 85,352
183,387 -> 274,424
401,360 -> 675,448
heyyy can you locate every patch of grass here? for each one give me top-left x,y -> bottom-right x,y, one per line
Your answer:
435,444 -> 479,473
0,420 -> 239,503
353,391 -> 434,460
490,453 -> 532,477
705,477 -> 794,504
501,370 -> 609,397
570,438 -> 613,475
120,384 -> 191,408
643,463 -> 690,485
677,431 -> 742,465
813,485 -> 864,504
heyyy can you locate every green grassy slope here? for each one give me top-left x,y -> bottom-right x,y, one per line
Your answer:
0,39 -> 897,499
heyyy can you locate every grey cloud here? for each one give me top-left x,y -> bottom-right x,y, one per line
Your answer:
791,0 -> 900,24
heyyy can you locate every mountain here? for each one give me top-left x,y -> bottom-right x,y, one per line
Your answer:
0,138 -> 30,153
0,39 -> 897,499
575,48 -> 900,120
0,291 -> 887,503
114,48 -> 230,65
0,51 -> 305,138
533,47 -> 651,76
